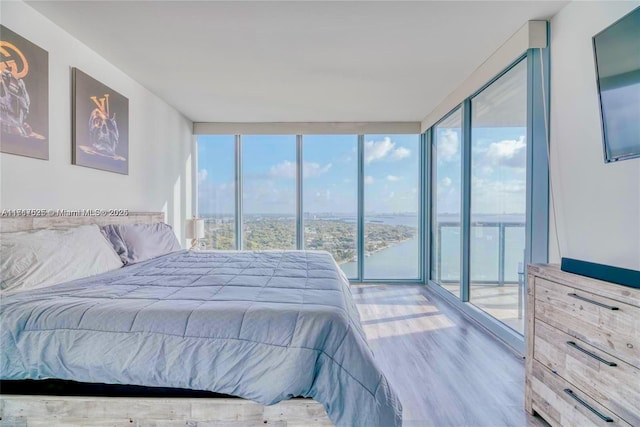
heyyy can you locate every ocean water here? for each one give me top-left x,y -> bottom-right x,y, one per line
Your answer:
340,236 -> 420,279
338,214 -> 525,282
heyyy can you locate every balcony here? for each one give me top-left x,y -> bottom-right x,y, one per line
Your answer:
435,220 -> 526,334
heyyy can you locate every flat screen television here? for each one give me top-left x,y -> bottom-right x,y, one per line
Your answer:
593,7 -> 640,163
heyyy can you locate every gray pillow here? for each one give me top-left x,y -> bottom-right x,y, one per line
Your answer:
101,223 -> 182,265
1,225 -> 123,294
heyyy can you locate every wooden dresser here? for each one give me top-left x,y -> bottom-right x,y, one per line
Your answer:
525,264 -> 640,426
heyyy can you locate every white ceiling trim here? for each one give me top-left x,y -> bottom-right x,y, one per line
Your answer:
420,20 -> 548,132
193,122 -> 422,135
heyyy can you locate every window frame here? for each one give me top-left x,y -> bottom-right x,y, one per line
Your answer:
425,45 -> 550,352
197,133 -> 425,283
429,106 -> 464,296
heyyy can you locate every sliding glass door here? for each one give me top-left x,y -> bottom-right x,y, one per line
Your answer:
427,47 -> 549,347
469,60 -> 528,334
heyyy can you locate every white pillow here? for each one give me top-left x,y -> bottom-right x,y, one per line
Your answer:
0,224 -> 123,294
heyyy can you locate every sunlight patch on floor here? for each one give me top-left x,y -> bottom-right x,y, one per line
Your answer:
356,303 -> 439,322
362,312 -> 456,340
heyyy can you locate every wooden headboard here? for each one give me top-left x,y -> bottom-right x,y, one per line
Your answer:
0,211 -> 165,233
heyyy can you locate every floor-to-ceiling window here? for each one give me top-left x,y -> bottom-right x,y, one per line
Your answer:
197,132 -> 421,282
196,44 -> 546,349
242,135 -> 297,250
431,110 -> 463,296
425,44 -> 549,349
197,135 -> 236,249
362,134 -> 421,279
469,59 -> 527,334
302,135 -> 358,278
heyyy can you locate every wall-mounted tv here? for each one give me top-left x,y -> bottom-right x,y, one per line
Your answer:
593,7 -> 640,163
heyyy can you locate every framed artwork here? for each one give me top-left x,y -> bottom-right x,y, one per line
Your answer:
0,25 -> 49,160
72,68 -> 129,174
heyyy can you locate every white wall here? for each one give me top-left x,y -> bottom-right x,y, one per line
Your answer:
549,1 -> 640,270
0,1 -> 194,243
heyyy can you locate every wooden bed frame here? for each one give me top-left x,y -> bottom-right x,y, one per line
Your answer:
0,212 -> 331,426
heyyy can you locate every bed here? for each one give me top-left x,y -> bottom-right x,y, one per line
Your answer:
0,213 -> 401,427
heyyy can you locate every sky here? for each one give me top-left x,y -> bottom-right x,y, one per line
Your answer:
197,127 -> 527,217
434,122 -> 528,218
198,133 -> 421,215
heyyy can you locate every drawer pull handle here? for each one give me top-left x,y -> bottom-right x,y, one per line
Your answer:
566,341 -> 617,366
564,389 -> 614,422
567,293 -> 619,310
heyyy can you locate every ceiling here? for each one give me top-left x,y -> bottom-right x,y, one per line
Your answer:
27,1 -> 568,123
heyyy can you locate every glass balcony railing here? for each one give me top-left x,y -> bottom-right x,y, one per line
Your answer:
434,220 -> 525,285
435,220 -> 526,333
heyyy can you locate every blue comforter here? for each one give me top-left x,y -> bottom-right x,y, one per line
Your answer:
0,250 -> 402,426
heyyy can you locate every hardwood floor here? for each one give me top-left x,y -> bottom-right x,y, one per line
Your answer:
353,284 -> 548,427
439,283 -> 526,333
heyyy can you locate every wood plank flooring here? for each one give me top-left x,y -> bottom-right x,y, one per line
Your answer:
353,284 -> 548,427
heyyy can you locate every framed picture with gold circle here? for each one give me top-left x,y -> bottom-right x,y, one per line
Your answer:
0,25 -> 49,160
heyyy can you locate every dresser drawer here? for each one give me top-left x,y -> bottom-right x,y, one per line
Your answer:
534,278 -> 640,367
534,320 -> 640,425
530,360 -> 632,427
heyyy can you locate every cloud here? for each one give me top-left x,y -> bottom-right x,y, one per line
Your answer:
441,177 -> 452,187
364,137 -> 411,163
437,129 -> 459,161
485,136 -> 526,168
386,175 -> 400,182
364,175 -> 375,185
269,161 -> 332,179
269,161 -> 296,179
390,147 -> 411,160
364,138 -> 393,163
305,162 -> 332,177
197,169 -> 208,182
